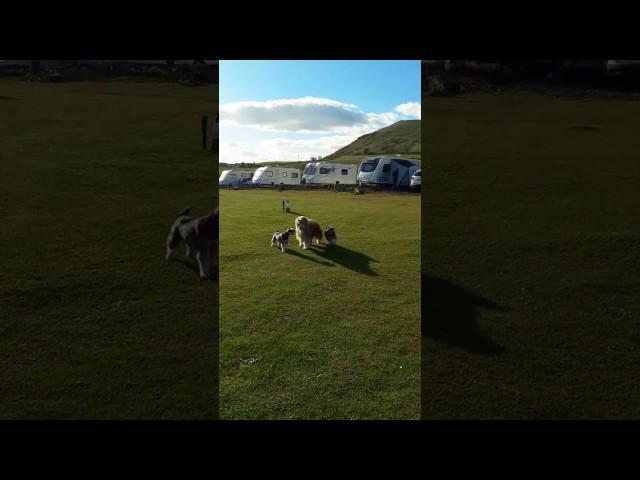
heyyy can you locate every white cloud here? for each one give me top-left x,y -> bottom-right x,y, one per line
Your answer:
258,135 -> 357,162
394,102 -> 421,119
220,96 -> 366,132
219,97 -> 421,164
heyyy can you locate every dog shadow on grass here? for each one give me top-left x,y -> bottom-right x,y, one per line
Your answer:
285,248 -> 336,267
422,273 -> 508,355
172,258 -> 218,283
311,243 -> 379,276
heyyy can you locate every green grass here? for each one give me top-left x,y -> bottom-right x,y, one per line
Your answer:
422,92 -> 640,419
327,120 -> 421,159
219,189 -> 421,419
0,80 -> 218,419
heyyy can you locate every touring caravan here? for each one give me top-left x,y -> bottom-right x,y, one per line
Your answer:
252,166 -> 302,185
357,156 -> 421,187
302,161 -> 358,185
219,169 -> 255,186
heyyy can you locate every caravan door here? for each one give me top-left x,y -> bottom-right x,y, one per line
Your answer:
379,160 -> 392,184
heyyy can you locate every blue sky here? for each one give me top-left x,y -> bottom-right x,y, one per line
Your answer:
219,60 -> 421,164
220,60 -> 420,112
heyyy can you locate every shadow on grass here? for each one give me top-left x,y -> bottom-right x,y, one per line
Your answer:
285,248 -> 336,267
311,243 -> 379,276
422,273 -> 507,355
172,258 -> 218,283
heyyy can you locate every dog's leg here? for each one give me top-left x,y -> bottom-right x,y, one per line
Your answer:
281,242 -> 286,253
165,223 -> 181,261
196,249 -> 209,278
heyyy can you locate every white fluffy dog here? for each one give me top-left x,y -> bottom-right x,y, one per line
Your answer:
295,216 -> 323,250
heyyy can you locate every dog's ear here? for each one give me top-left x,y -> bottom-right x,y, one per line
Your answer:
177,206 -> 191,217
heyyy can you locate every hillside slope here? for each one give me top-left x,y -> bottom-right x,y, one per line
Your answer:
220,119 -> 422,170
325,120 -> 421,160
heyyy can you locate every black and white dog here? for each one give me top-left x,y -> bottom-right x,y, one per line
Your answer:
271,228 -> 295,253
324,225 -> 337,245
166,206 -> 218,279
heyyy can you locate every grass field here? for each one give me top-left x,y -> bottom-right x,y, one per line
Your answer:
422,92 -> 640,419
219,189 -> 421,419
0,80 -> 218,419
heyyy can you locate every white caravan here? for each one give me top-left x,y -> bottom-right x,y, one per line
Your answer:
252,166 -> 302,185
218,169 -> 255,186
357,156 -> 422,187
302,161 -> 358,185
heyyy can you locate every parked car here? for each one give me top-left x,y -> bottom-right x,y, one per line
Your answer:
410,169 -> 421,190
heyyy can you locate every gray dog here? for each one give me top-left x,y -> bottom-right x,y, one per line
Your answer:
271,227 -> 295,253
166,206 -> 218,279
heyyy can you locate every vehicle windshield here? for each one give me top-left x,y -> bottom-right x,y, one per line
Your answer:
360,158 -> 380,173
304,165 -> 316,175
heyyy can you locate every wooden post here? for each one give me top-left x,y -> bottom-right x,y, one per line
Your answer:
201,115 -> 208,150
211,113 -> 219,153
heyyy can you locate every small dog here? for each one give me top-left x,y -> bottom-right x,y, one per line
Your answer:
295,216 -> 323,250
166,206 -> 218,279
271,228 -> 295,252
324,226 -> 337,245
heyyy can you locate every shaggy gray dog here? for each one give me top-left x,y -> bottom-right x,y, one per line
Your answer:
295,216 -> 323,250
166,206 -> 218,279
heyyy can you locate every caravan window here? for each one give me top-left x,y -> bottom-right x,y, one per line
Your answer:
360,158 -> 380,172
265,171 -> 274,177
291,172 -> 298,178
341,169 -> 348,175
319,167 -> 334,175
282,172 -> 288,177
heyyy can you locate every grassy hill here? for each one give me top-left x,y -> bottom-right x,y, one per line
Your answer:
220,120 -> 422,171
325,120 -> 421,160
